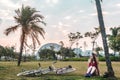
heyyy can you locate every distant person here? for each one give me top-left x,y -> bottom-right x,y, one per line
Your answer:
85,52 -> 99,77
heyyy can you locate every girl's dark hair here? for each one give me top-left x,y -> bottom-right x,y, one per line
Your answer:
92,53 -> 97,63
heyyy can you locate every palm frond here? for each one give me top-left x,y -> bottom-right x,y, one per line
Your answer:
31,14 -> 44,20
15,9 -> 21,17
32,32 -> 41,45
24,41 -> 30,48
31,34 -> 36,50
14,16 -> 21,23
31,24 -> 45,39
4,25 -> 20,35
110,27 -> 120,37
20,5 -> 37,25
28,14 -> 46,26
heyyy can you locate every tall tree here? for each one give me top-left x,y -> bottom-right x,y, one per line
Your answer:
59,41 -> 64,47
4,5 -> 45,66
59,47 -> 75,58
59,41 -> 64,59
50,45 -> 56,60
95,46 -> 103,56
108,27 -> 120,56
0,45 -> 4,60
85,27 -> 100,50
38,49 -> 56,60
68,32 -> 83,48
95,0 -> 115,78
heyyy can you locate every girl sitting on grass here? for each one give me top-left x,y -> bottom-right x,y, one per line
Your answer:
85,52 -> 100,77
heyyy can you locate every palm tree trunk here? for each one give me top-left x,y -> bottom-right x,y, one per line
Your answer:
17,31 -> 25,66
95,0 -> 115,77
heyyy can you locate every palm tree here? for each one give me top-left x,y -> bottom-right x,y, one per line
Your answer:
95,0 -> 115,78
4,5 -> 46,66
108,27 -> 120,57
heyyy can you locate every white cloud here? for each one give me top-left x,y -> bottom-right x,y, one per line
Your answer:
0,0 -> 20,9
0,0 -> 21,21
89,12 -> 97,16
51,25 -> 57,28
78,10 -> 85,13
73,20 -> 78,23
103,11 -> 109,15
50,21 -> 71,37
62,30 -> 69,34
116,3 -> 120,7
90,11 -> 109,16
58,21 -> 71,28
46,0 -> 59,7
64,16 -> 72,20
58,22 -> 63,26
52,0 -> 59,4
0,9 -> 13,20
22,0 -> 29,2
111,11 -> 120,15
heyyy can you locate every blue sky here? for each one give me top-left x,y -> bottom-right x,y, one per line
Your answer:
0,0 -> 120,51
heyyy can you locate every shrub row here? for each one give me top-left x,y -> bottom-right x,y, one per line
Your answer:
62,56 -> 120,61
62,57 -> 89,61
99,56 -> 120,61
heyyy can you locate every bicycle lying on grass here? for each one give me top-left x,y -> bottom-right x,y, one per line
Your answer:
52,62 -> 76,74
17,62 -> 54,76
17,61 -> 76,76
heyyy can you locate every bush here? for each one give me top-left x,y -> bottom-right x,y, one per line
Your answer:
110,56 -> 120,61
99,57 -> 106,61
99,56 -> 120,61
62,56 -> 120,61
62,57 -> 89,61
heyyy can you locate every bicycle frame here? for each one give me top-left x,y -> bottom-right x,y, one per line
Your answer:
51,61 -> 76,74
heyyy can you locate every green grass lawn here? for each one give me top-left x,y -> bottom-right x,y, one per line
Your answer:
0,61 -> 120,80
